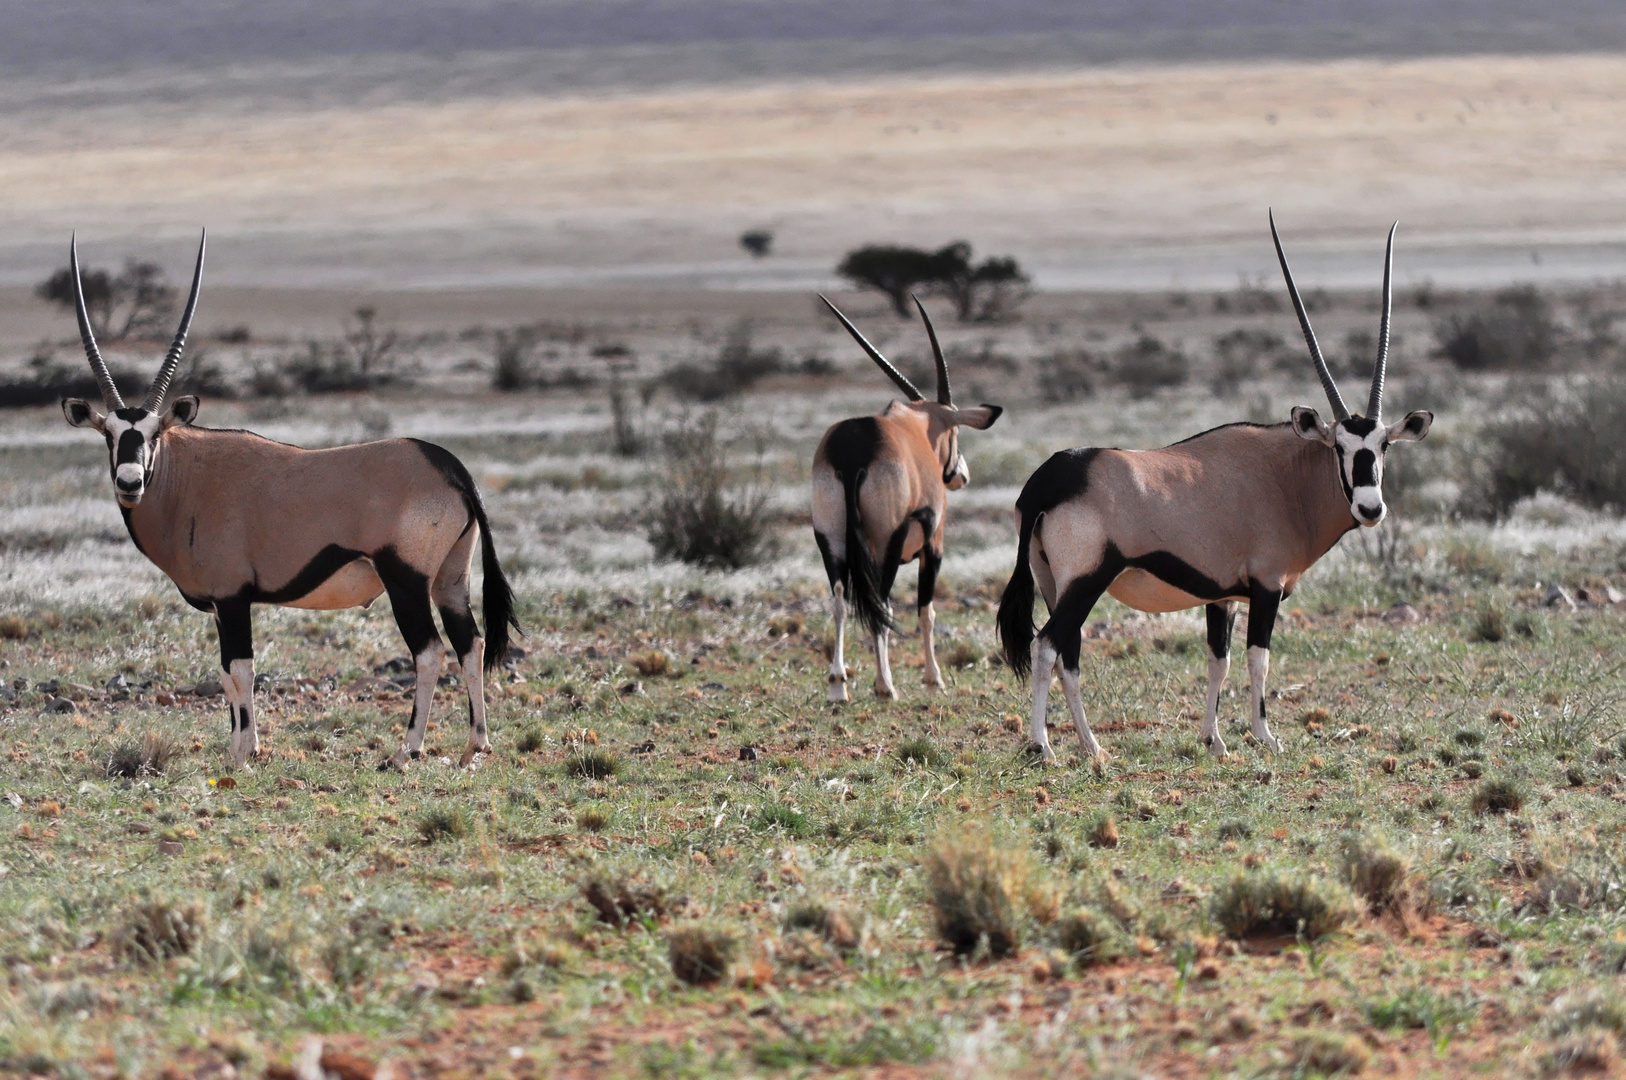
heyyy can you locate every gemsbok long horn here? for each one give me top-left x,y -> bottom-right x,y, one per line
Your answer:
820,295 -> 923,401
70,234 -> 125,411
144,229 -> 207,414
1269,210 -> 1350,422
912,294 -> 952,406
1368,222 -> 1397,422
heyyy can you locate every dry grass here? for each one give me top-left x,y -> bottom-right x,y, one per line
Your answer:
921,825 -> 1041,958
104,731 -> 180,778
1210,869 -> 1361,940
581,870 -> 669,928
1053,906 -> 1128,966
1472,777 -> 1526,815
1337,831 -> 1409,908
112,898 -> 205,965
667,923 -> 737,986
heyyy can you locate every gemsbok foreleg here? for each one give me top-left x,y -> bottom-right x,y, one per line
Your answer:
917,512 -> 944,692
814,532 -> 850,703
434,528 -> 489,767
1201,601 -> 1238,757
215,597 -> 259,768
1246,583 -> 1285,753
1031,555 -> 1125,763
378,556 -> 443,770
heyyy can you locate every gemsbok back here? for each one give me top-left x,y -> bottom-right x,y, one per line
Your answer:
812,296 -> 1002,701
997,214 -> 1432,762
59,232 -> 520,770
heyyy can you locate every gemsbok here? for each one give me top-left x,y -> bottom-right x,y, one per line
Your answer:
997,214 -> 1432,762
59,232 -> 519,770
812,296 -> 1002,701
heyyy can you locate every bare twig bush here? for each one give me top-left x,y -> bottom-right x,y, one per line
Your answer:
663,321 -> 784,401
921,824 -> 1045,957
646,413 -> 778,570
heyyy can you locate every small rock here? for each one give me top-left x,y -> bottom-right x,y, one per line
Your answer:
374,657 -> 413,675
1610,585 -> 1626,604
194,679 -> 224,697
315,783 -> 339,793
65,683 -> 95,701
34,679 -> 59,695
1384,602 -> 1421,625
738,746 -> 759,762
0,686 -> 15,704
212,777 -> 238,790
619,680 -> 644,697
631,740 -> 656,754
502,645 -> 527,667
1577,586 -> 1597,603
1545,584 -> 1577,610
700,682 -> 727,692
44,697 -> 78,715
158,840 -> 184,856
276,776 -> 307,791
126,822 -> 153,835
155,692 -> 177,706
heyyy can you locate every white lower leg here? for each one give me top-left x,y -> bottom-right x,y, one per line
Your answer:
392,644 -> 443,767
224,659 -> 257,767
827,584 -> 849,702
920,602 -> 943,690
1247,646 -> 1282,752
459,637 -> 489,766
873,624 -> 896,699
1059,661 -> 1103,761
1029,638 -> 1057,759
1202,654 -> 1230,757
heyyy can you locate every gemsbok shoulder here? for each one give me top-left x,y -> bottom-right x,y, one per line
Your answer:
997,214 -> 1432,762
59,232 -> 519,770
812,296 -> 1002,701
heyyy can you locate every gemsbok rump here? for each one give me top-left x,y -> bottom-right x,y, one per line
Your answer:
997,214 -> 1432,761
59,232 -> 519,769
812,296 -> 1002,701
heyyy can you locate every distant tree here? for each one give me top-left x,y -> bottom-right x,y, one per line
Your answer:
36,259 -> 177,341
739,230 -> 774,258
836,241 -> 1031,321
343,306 -> 397,378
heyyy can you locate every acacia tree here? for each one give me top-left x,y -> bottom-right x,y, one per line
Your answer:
835,241 -> 1030,321
36,259 -> 178,341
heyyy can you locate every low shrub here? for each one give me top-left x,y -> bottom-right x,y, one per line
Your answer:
1434,285 -> 1562,371
1035,350 -> 1100,400
667,923 -> 737,985
1471,777 -> 1525,815
113,898 -> 206,965
581,870 -> 668,927
1053,906 -> 1129,966
1460,380 -> 1626,518
783,901 -> 860,951
1210,869 -> 1360,940
1337,831 -> 1409,907
417,806 -> 469,842
921,825 -> 1042,957
894,737 -> 947,770
1111,335 -> 1189,398
662,321 -> 784,401
755,804 -> 810,836
105,731 -> 180,778
566,748 -> 621,779
1290,1030 -> 1371,1075
646,413 -> 777,570
576,808 -> 610,833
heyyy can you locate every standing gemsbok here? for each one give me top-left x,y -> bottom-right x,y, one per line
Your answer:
59,232 -> 519,770
812,296 -> 1002,701
997,214 -> 1432,762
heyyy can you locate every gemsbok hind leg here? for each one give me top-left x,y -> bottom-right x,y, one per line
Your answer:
215,597 -> 259,768
378,556 -> 444,770
1201,601 -> 1238,757
1245,583 -> 1285,753
814,532 -> 850,703
1032,555 -> 1124,763
434,527 -> 489,767
918,519 -> 944,692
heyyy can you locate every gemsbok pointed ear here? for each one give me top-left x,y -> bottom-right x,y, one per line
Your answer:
1387,410 -> 1432,442
162,395 -> 201,429
62,398 -> 105,430
954,404 -> 1003,430
1290,406 -> 1334,445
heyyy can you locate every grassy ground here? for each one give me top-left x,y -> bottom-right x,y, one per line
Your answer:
6,554 -> 1626,1078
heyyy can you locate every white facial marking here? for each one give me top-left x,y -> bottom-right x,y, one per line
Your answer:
1335,425 -> 1390,527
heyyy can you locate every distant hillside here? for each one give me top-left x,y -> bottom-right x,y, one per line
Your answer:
7,0 -> 1626,76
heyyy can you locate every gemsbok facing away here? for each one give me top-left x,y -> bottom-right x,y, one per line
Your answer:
812,296 -> 1002,701
997,214 -> 1432,762
60,232 -> 519,770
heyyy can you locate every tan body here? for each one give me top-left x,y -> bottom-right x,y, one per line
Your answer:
131,428 -> 469,610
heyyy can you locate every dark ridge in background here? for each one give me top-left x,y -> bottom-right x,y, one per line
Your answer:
7,1 -> 1626,106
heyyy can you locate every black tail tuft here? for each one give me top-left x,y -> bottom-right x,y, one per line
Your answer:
997,503 -> 1038,678
475,506 -> 519,672
840,467 -> 899,638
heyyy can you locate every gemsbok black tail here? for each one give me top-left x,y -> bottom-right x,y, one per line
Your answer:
840,467 -> 899,639
999,448 -> 1099,678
